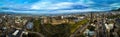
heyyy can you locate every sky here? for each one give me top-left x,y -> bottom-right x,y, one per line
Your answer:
0,0 -> 120,14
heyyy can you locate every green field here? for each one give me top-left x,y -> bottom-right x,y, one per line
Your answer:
70,19 -> 89,33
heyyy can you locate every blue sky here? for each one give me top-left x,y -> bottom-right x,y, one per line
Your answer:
0,0 -> 120,14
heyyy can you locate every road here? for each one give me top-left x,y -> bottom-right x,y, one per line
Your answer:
70,23 -> 90,37
27,31 -> 45,37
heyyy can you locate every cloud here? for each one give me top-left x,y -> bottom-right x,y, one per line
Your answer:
110,3 -> 120,8
30,0 -> 94,10
1,8 -> 105,15
1,0 -> 120,10
1,0 -> 120,15
31,2 -> 74,10
31,0 -> 120,10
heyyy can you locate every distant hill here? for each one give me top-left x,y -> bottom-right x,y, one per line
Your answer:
0,12 -> 16,15
0,11 -> 33,16
111,8 -> 120,11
